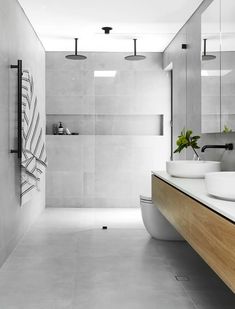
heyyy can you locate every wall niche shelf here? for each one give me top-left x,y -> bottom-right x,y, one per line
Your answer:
46,114 -> 164,136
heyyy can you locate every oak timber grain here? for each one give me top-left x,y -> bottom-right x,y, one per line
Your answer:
152,175 -> 235,293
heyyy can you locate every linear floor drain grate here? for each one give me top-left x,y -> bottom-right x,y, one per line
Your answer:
175,275 -> 190,281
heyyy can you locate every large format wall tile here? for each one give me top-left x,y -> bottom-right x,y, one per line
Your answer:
46,52 -> 171,207
46,70 -> 94,96
47,171 -> 84,198
94,94 -> 167,115
0,0 -> 45,267
46,95 -> 95,115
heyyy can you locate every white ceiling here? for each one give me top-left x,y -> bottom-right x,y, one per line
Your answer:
18,0 -> 204,52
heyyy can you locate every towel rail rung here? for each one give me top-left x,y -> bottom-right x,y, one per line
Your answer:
10,59 -> 22,159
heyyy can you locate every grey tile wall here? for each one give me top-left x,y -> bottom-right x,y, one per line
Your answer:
163,25 -> 187,160
46,52 -> 171,207
0,0 -> 45,267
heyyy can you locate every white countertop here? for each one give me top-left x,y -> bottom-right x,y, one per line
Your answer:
152,171 -> 235,223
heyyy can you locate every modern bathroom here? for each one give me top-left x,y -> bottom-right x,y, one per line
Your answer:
0,0 -> 235,308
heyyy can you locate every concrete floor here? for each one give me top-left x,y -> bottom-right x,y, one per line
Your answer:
0,208 -> 234,309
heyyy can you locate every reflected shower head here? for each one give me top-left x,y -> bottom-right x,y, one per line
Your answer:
65,38 -> 87,60
202,54 -> 216,61
202,39 -> 216,61
125,39 -> 146,61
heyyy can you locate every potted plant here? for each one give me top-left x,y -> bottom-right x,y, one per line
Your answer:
174,128 -> 201,160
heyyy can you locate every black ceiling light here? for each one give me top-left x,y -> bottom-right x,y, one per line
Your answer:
202,39 -> 216,61
125,39 -> 146,61
65,38 -> 87,60
102,27 -> 112,34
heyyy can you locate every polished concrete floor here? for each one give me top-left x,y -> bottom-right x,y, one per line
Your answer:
0,208 -> 234,309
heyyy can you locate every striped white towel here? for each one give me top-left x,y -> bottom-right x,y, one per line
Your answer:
21,70 -> 47,205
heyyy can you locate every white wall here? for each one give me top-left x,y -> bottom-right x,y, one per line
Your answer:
0,0 -> 45,266
46,52 -> 171,207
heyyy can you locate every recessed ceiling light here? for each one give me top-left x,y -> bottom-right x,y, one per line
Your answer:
94,71 -> 117,77
201,70 -> 232,77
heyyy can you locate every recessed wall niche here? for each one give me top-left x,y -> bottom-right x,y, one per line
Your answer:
46,114 -> 163,136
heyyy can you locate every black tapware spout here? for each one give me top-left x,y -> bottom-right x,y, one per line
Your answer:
201,143 -> 233,153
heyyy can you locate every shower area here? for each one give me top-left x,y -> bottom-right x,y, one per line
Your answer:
46,51 -> 171,208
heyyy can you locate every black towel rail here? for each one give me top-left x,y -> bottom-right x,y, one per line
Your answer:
10,60 -> 22,159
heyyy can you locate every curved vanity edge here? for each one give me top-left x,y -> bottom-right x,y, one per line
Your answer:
151,171 -> 235,223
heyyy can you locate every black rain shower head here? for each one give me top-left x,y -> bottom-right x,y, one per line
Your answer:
65,54 -> 87,60
125,39 -> 146,61
202,39 -> 216,61
125,55 -> 146,61
65,38 -> 87,60
202,54 -> 216,61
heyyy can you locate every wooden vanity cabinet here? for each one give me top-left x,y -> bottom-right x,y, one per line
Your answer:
152,175 -> 235,293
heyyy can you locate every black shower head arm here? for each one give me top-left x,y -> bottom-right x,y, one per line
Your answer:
65,38 -> 87,60
133,39 -> 137,56
75,38 -> 78,55
203,38 -> 207,56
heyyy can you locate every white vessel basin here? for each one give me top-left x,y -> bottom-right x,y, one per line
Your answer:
205,172 -> 235,201
166,160 -> 221,179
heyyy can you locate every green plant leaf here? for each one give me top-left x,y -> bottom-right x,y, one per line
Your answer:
174,128 -> 201,157
223,125 -> 232,133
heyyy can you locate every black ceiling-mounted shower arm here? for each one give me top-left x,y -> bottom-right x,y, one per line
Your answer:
202,38 -> 216,61
133,38 -> 137,56
124,38 -> 146,61
203,38 -> 207,57
75,38 -> 78,55
65,38 -> 87,60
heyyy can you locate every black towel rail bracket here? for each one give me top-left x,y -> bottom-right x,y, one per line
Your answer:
10,60 -> 22,159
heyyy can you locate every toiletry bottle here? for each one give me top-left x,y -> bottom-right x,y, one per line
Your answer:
58,122 -> 64,135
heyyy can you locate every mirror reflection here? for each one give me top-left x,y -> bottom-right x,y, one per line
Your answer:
221,0 -> 235,133
201,0 -> 235,133
201,0 -> 220,133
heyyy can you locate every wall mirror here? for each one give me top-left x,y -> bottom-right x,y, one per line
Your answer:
201,0 -> 235,133
201,0 -> 221,133
220,0 -> 235,133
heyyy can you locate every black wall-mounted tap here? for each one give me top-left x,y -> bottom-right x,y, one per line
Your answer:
201,143 -> 233,153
